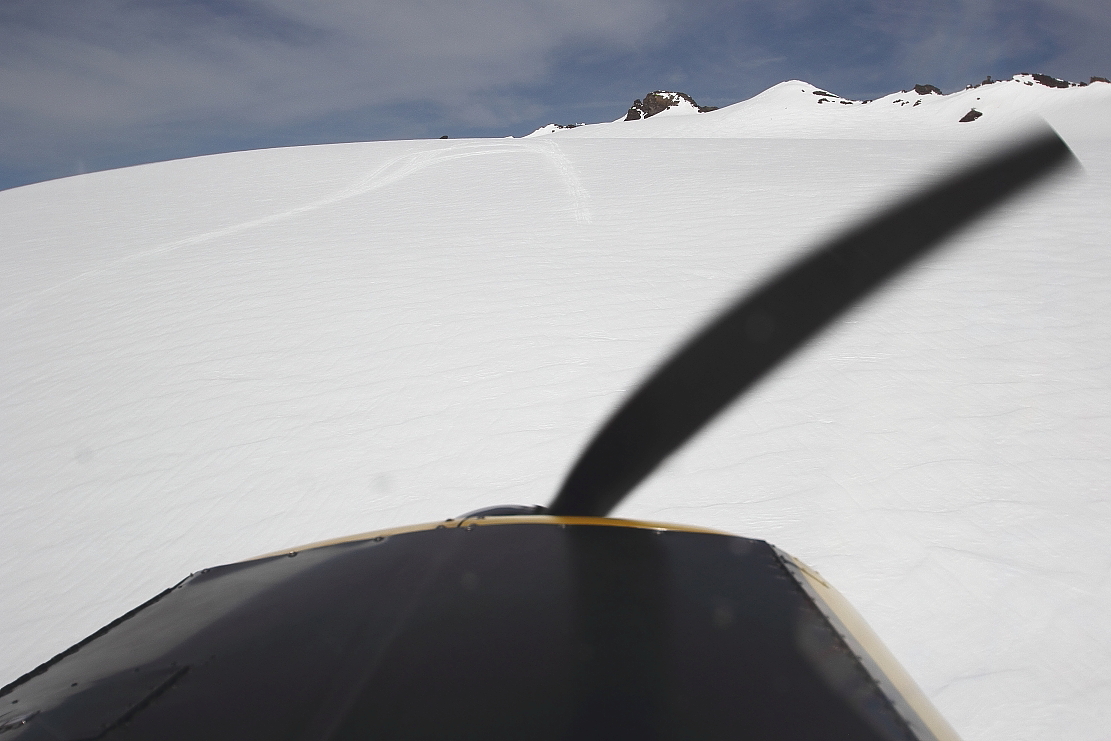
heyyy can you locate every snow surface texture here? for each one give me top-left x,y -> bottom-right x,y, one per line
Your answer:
1,79 -> 1109,740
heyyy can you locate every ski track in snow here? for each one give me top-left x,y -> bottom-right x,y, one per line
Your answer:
524,138 -> 593,223
1,139 -> 591,319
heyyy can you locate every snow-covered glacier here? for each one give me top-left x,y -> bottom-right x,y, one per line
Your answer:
1,78 -> 1109,740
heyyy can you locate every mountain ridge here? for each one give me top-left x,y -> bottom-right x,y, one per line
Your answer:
527,73 -> 1111,140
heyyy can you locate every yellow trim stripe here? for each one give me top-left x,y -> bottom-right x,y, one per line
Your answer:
248,515 -> 729,561
777,549 -> 962,741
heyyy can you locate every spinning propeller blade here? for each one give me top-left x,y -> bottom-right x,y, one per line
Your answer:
549,131 -> 1075,517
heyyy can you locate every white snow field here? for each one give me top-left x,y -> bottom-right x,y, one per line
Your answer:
1,78 -> 1109,739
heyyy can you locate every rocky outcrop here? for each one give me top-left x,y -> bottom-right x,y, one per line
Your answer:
625,91 -> 718,121
524,123 -> 585,137
970,73 -> 1090,89
1013,73 -> 1088,88
1031,73 -> 1070,88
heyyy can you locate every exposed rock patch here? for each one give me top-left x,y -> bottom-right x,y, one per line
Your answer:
1031,73 -> 1071,88
524,123 -> 585,137
968,76 -> 1002,88
1014,73 -> 1087,88
913,84 -> 942,95
812,89 -> 862,106
959,108 -> 983,123
625,91 -> 718,121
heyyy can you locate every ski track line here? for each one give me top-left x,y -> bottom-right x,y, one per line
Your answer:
521,138 -> 593,224
1,140 -> 592,319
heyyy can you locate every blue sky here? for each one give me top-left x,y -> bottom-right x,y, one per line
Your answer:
1,0 -> 1107,191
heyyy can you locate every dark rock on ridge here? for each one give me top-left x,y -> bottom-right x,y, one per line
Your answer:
1092,76 -> 1110,84
971,73 -> 1087,89
1030,73 -> 1071,88
625,91 -> 718,121
898,84 -> 941,95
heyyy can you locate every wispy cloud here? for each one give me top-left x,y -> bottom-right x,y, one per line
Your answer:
0,0 -> 667,127
0,0 -> 667,179
0,0 -> 1106,189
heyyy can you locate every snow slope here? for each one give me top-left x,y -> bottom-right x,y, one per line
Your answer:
1,86 -> 1110,740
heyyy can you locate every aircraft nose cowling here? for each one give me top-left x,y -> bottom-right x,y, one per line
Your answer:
0,518 -> 954,741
